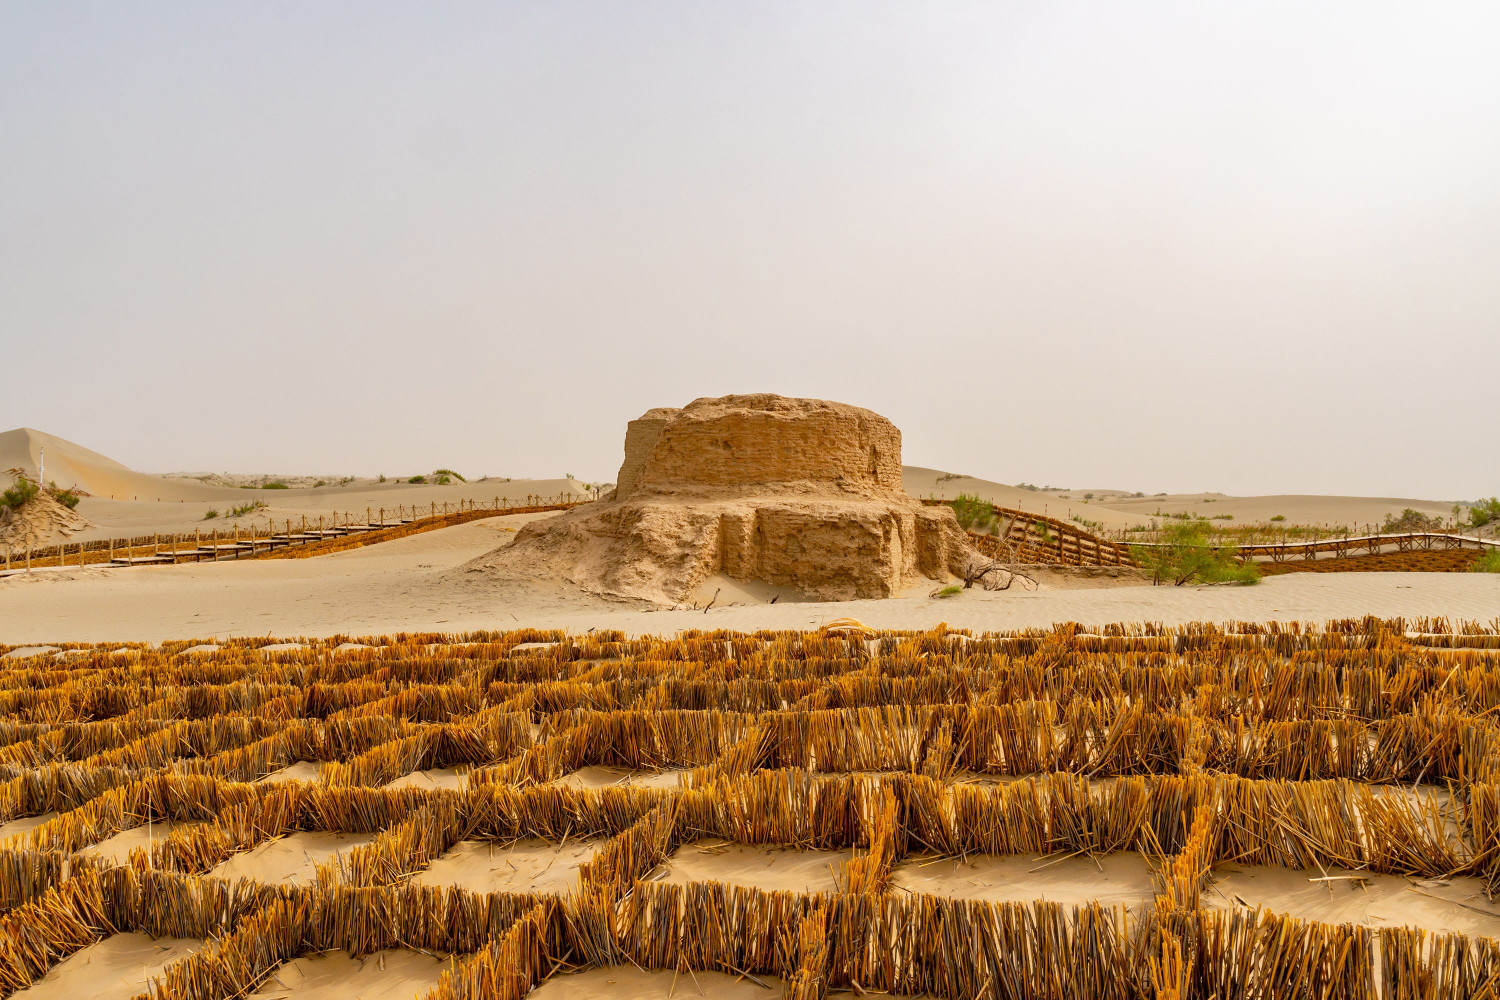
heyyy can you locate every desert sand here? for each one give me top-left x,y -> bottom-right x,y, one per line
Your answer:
409,837 -> 606,895
81,819 -> 199,865
654,841 -> 848,895
528,967 -> 784,1000
382,767 -> 469,792
0,811 -> 58,842
891,852 -> 1156,908
10,932 -> 203,1000
247,949 -> 454,1000
551,765 -> 691,791
208,831 -> 374,886
1,427 -> 594,543
1,511 -> 1496,643
256,761 -> 325,784
1204,863 -> 1500,937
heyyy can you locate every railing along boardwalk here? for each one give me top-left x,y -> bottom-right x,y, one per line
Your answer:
940,500 -> 1500,570
0,494 -> 592,576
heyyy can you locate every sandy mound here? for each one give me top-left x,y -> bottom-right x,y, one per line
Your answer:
0,427 -> 235,501
0,489 -> 93,550
463,395 -> 974,603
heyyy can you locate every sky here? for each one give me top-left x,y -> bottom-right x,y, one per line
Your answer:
2,2 -> 1497,499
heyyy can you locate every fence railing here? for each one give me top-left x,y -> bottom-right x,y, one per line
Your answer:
1130,529 -> 1500,563
1,494 -> 593,574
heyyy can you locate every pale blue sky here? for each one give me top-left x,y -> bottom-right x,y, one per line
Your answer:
3,2 -> 1496,497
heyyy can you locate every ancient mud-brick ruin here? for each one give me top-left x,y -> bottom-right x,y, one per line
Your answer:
472,394 -> 973,604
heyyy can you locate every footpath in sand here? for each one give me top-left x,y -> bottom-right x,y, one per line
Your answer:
1,513 -> 1496,644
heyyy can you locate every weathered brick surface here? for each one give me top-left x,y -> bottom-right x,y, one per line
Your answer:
474,395 -> 973,603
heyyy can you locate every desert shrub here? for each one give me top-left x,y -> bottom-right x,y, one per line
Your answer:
433,468 -> 466,483
262,482 -> 289,490
378,474 -> 387,483
313,480 -> 327,488
1380,508 -> 1443,533
229,501 -> 264,517
931,584 -> 963,599
1131,519 -> 1260,586
2,473 -> 39,509
1269,514 -> 1286,522
48,483 -> 80,509
1473,549 -> 1500,573
951,493 -> 995,533
408,475 -> 426,484
1470,498 -> 1500,528
203,509 -> 220,520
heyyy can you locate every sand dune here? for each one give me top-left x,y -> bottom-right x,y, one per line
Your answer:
1095,491 -> 1460,529
0,427 -> 238,502
3,427 -> 593,542
902,467 -> 1143,529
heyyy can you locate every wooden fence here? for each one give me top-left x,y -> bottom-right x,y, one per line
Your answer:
940,500 -> 1500,571
1,494 -> 592,575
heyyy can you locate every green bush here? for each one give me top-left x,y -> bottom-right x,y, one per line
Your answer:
262,482 -> 289,490
229,501 -> 264,518
2,474 -> 39,509
931,584 -> 963,599
378,474 -> 387,484
48,483 -> 80,509
1469,498 -> 1500,528
433,468 -> 466,483
1131,519 -> 1260,586
203,509 -> 220,520
1474,549 -> 1500,573
951,493 -> 995,533
1269,515 -> 1286,522
408,475 -> 426,484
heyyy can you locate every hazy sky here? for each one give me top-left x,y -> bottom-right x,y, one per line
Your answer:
3,3 -> 1496,498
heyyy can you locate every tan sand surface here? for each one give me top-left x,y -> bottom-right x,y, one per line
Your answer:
1096,491 -> 1460,529
0,811 -> 58,841
10,932 -> 203,1000
891,851 -> 1156,908
903,467 -> 1142,529
551,766 -> 690,791
3,509 -> 1496,645
81,819 -> 199,865
1205,863 -> 1500,937
382,767 -> 468,792
653,841 -> 847,894
248,948 -> 454,999
408,837 -> 606,895
256,761 -> 324,785
208,830 -> 375,885
529,967 -> 785,1000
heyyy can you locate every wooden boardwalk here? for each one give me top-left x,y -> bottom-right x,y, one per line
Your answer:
0,495 -> 589,576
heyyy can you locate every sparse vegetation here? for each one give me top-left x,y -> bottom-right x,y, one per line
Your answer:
936,472 -> 967,484
48,483 -> 80,509
951,493 -> 995,533
1469,498 -> 1500,528
930,583 -> 963,599
433,468 -> 467,483
203,509 -> 219,520
1270,514 -> 1286,522
262,482 -> 289,490
1474,549 -> 1500,573
1,472 -> 40,509
1131,519 -> 1260,586
378,474 -> 387,483
1380,508 -> 1443,533
229,501 -> 265,517
408,475 -> 426,484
